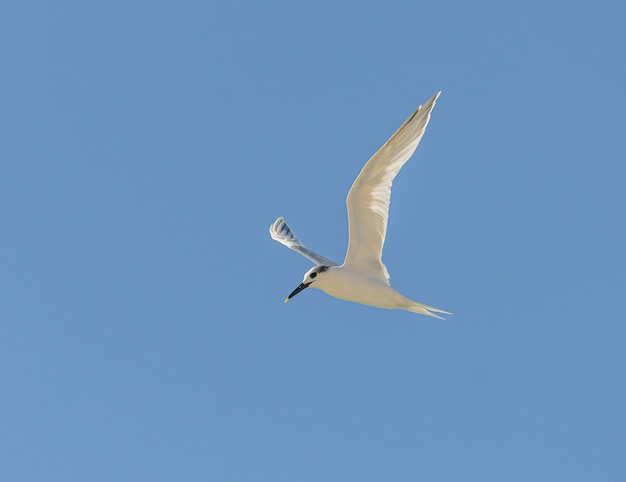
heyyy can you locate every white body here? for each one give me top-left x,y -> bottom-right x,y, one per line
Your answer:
270,92 -> 450,319
314,266 -> 444,317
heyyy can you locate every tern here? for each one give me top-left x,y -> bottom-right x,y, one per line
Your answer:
269,92 -> 450,318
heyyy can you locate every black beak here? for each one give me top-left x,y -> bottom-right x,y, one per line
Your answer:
284,282 -> 312,302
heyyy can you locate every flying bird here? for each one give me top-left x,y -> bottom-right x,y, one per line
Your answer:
269,92 -> 449,318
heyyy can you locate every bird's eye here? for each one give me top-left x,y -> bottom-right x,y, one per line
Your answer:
310,272 -> 317,279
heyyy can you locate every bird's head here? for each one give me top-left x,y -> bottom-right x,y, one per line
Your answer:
284,265 -> 332,302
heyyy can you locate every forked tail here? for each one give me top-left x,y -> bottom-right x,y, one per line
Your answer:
406,301 -> 451,320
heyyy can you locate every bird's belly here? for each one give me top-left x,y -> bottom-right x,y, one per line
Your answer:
319,277 -> 401,309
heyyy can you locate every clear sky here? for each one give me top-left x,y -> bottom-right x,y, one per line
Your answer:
1,0 -> 625,481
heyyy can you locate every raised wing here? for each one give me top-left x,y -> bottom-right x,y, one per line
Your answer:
343,92 -> 441,281
269,217 -> 339,267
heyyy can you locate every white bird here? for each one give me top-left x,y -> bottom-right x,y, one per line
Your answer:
269,92 -> 450,319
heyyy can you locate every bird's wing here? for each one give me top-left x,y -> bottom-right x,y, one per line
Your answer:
269,216 -> 339,267
343,92 -> 441,282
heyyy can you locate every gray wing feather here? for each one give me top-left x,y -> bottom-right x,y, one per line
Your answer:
269,217 -> 339,267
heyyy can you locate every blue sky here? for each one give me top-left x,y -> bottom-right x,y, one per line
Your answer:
1,0 -> 625,480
